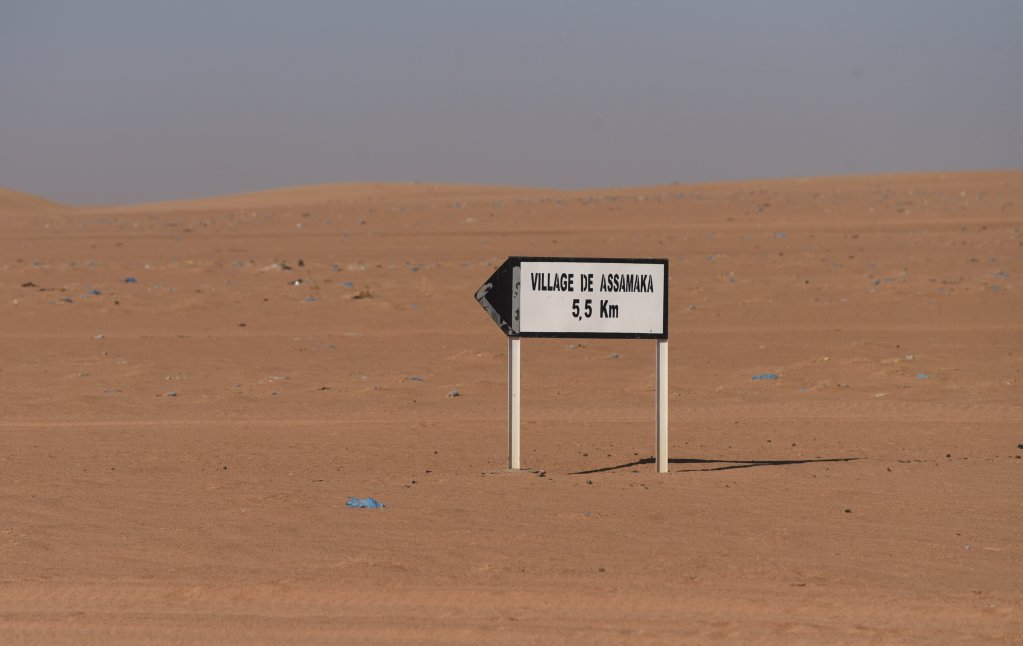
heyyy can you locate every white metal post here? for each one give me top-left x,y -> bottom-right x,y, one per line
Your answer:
656,339 -> 668,473
509,336 -> 521,469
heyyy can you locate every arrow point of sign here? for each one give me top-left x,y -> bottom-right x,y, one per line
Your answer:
475,259 -> 518,336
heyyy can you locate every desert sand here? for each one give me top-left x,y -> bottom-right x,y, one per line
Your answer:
1,171 -> 1020,644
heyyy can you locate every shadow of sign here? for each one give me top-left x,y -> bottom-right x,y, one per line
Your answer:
570,456 -> 861,475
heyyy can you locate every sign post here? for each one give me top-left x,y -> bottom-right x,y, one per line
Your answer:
508,335 -> 521,470
476,257 -> 669,473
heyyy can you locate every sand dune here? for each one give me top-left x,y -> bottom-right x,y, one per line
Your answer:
1,170 -> 1021,644
0,188 -> 67,215
79,181 -> 551,215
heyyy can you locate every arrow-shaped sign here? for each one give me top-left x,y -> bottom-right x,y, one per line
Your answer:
474,258 -> 519,336
475,256 -> 671,473
475,256 -> 668,339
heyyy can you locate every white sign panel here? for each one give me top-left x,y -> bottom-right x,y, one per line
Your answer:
518,259 -> 667,338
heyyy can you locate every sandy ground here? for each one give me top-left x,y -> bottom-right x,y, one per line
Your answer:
1,172 -> 1021,644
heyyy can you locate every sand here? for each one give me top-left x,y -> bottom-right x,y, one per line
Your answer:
1,171 -> 1020,644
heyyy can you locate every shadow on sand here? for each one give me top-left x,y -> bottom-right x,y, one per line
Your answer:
570,456 -> 861,475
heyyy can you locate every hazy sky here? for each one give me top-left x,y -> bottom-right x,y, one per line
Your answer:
2,1 -> 1021,204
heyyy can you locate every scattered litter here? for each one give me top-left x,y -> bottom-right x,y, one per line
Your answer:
352,288 -> 373,299
93,334 -> 105,340
407,376 -> 424,382
609,353 -> 619,360
303,297 -> 318,302
447,389 -> 460,398
89,289 -> 101,296
916,373 -> 929,379
992,271 -> 1009,279
290,279 -> 303,286
774,232 -> 787,239
164,391 -> 177,397
346,496 -> 385,509
751,373 -> 779,380
123,277 -> 137,283
341,281 -> 354,288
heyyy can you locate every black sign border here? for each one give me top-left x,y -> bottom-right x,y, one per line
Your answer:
510,256 -> 668,340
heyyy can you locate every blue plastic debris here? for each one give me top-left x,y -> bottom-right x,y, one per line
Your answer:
89,289 -> 101,296
751,373 -> 779,381
347,496 -> 385,509
123,277 -> 137,283
916,373 -> 929,379
341,281 -> 354,288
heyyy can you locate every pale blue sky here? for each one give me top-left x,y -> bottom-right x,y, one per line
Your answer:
2,1 -> 1020,204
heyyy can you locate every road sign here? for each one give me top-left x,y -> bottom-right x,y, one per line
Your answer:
475,256 -> 668,339
476,257 -> 670,473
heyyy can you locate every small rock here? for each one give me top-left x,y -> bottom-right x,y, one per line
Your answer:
93,334 -> 105,340
447,389 -> 460,398
165,391 -> 177,397
123,277 -> 137,284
